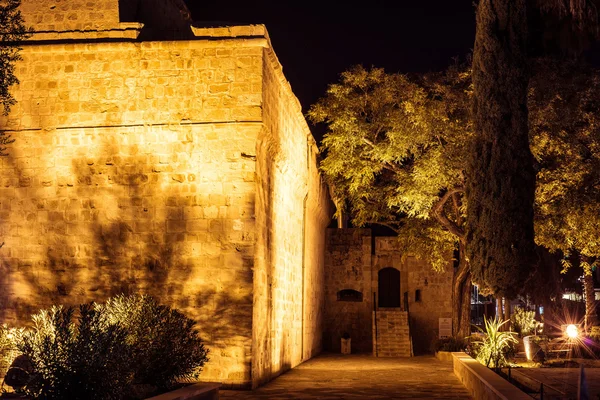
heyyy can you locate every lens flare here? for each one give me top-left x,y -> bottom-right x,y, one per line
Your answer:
566,324 -> 579,339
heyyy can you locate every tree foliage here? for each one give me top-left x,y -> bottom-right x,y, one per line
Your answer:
530,60 -> 600,328
468,0 -> 536,300
313,57 -> 600,297
309,65 -> 471,271
309,65 -> 475,337
530,61 -> 600,261
0,0 -> 29,159
0,0 -> 29,115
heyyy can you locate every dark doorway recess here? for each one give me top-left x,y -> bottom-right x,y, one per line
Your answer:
378,267 -> 400,308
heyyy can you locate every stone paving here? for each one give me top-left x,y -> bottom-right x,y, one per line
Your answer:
220,354 -> 472,399
515,367 -> 600,399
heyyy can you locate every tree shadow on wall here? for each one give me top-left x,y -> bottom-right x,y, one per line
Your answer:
0,138 -> 254,352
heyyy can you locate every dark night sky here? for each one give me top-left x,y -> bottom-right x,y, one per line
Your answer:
183,1 -> 476,114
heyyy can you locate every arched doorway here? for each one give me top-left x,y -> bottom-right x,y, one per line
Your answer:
378,267 -> 400,308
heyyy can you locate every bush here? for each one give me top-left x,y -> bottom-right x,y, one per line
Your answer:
433,337 -> 466,352
471,317 -> 518,369
511,306 -> 538,337
7,295 -> 209,399
18,304 -> 133,400
96,294 -> 209,389
0,324 -> 24,376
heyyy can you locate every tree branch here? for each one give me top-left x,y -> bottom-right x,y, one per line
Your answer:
364,221 -> 401,233
432,186 -> 466,241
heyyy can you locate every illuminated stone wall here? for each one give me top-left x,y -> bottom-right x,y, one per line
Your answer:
374,238 -> 453,354
324,229 -> 373,353
252,46 -> 331,388
324,229 -> 453,355
20,0 -> 121,32
0,4 -> 331,388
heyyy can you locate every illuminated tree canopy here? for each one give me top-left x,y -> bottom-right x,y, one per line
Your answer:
309,65 -> 473,268
312,60 -> 600,333
309,65 -> 474,336
530,60 -> 600,327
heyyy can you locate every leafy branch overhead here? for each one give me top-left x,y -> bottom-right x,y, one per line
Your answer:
0,0 -> 31,116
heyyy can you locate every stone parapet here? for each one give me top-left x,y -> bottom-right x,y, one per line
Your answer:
453,352 -> 530,400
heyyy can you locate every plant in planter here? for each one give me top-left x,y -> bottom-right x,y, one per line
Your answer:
523,334 -> 548,363
471,317 -> 518,369
433,337 -> 466,352
511,306 -> 539,337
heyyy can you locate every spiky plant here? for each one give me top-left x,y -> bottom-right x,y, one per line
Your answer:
473,317 -> 518,369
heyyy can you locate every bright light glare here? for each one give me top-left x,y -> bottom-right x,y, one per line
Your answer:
566,324 -> 579,339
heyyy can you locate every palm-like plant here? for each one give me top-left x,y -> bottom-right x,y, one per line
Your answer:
473,317 -> 518,369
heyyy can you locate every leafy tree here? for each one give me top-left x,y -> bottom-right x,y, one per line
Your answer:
468,0 -> 599,304
309,65 -> 475,337
467,0 -> 536,301
312,60 -> 600,337
530,60 -> 600,330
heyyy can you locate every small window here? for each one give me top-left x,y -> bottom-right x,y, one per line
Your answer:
337,289 -> 363,302
415,289 -> 422,302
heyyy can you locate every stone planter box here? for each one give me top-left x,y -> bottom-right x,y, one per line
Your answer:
452,352 -> 530,400
435,351 -> 454,362
523,335 -> 547,362
145,383 -> 220,400
0,383 -> 221,400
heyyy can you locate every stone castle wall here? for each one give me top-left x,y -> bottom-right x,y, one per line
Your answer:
324,229 -> 453,355
324,229 -> 373,353
3,1 -> 331,389
375,238 -> 453,354
20,0 -> 121,32
0,17 -> 330,389
252,45 -> 331,388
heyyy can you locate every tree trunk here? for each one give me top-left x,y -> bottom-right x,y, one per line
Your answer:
583,271 -> 597,331
467,0 -> 536,299
504,297 -> 511,330
460,271 -> 472,338
453,244 -> 471,338
496,296 -> 503,321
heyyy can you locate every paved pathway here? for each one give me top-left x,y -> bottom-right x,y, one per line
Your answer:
220,354 -> 472,399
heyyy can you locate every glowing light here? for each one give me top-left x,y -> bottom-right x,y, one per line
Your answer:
566,324 -> 579,339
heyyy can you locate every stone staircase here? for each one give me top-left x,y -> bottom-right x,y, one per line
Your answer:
372,310 -> 412,357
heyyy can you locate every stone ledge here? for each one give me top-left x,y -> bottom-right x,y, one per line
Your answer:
436,351 -> 454,362
29,23 -> 144,41
145,382 -> 220,400
452,352 -> 530,400
191,24 -> 266,38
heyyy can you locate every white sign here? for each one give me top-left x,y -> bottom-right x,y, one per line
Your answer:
439,318 -> 452,339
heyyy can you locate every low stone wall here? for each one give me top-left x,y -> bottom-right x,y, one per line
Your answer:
452,352 -> 530,400
145,383 -> 219,400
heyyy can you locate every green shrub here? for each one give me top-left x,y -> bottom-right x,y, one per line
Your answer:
18,304 -> 133,400
471,317 -> 518,369
433,337 -> 466,352
0,324 -> 24,376
96,294 -> 209,389
511,306 -> 538,337
7,295 -> 209,399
